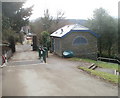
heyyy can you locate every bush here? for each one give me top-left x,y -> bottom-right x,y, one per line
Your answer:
39,31 -> 50,49
8,36 -> 16,53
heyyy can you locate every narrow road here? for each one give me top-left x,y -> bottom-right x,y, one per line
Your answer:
0,68 -> 2,97
2,44 -> 118,96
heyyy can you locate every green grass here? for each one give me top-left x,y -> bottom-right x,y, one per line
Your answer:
69,57 -> 119,71
69,57 -> 96,63
79,67 -> 119,83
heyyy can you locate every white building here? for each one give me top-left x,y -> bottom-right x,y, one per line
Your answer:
20,26 -> 31,34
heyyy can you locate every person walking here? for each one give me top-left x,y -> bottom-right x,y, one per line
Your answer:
38,46 -> 46,63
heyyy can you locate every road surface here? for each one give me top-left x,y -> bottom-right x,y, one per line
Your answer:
0,69 -> 2,97
2,44 -> 118,96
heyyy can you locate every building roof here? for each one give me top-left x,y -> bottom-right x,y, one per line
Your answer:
50,24 -> 99,38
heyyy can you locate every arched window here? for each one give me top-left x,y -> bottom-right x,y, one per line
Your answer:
73,36 -> 87,45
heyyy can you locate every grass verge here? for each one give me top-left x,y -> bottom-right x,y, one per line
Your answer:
79,66 -> 119,84
69,57 -> 119,71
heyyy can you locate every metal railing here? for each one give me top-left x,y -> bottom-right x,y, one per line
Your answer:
97,57 -> 120,64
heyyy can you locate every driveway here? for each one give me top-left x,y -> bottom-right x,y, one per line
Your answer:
2,44 -> 118,96
0,69 -> 2,97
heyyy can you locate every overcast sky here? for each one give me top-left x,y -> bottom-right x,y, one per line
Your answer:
23,0 -> 119,20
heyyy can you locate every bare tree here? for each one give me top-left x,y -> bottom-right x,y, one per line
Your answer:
30,9 -> 70,45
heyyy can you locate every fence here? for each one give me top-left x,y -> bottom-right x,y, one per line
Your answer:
97,57 -> 120,64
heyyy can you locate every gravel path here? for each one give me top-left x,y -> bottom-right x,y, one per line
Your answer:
2,44 -> 118,96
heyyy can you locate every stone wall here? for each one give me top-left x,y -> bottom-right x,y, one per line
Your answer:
61,32 -> 97,60
1,46 -> 13,65
54,38 -> 62,56
3,47 -> 13,59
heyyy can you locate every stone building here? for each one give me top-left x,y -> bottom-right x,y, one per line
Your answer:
20,26 -> 31,34
50,24 -> 99,60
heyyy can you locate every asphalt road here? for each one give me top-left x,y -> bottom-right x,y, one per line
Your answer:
0,69 -> 2,97
2,44 -> 118,96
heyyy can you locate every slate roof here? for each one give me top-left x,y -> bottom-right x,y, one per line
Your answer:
50,24 -> 99,38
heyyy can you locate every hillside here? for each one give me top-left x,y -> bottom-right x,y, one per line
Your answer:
66,19 -> 87,25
